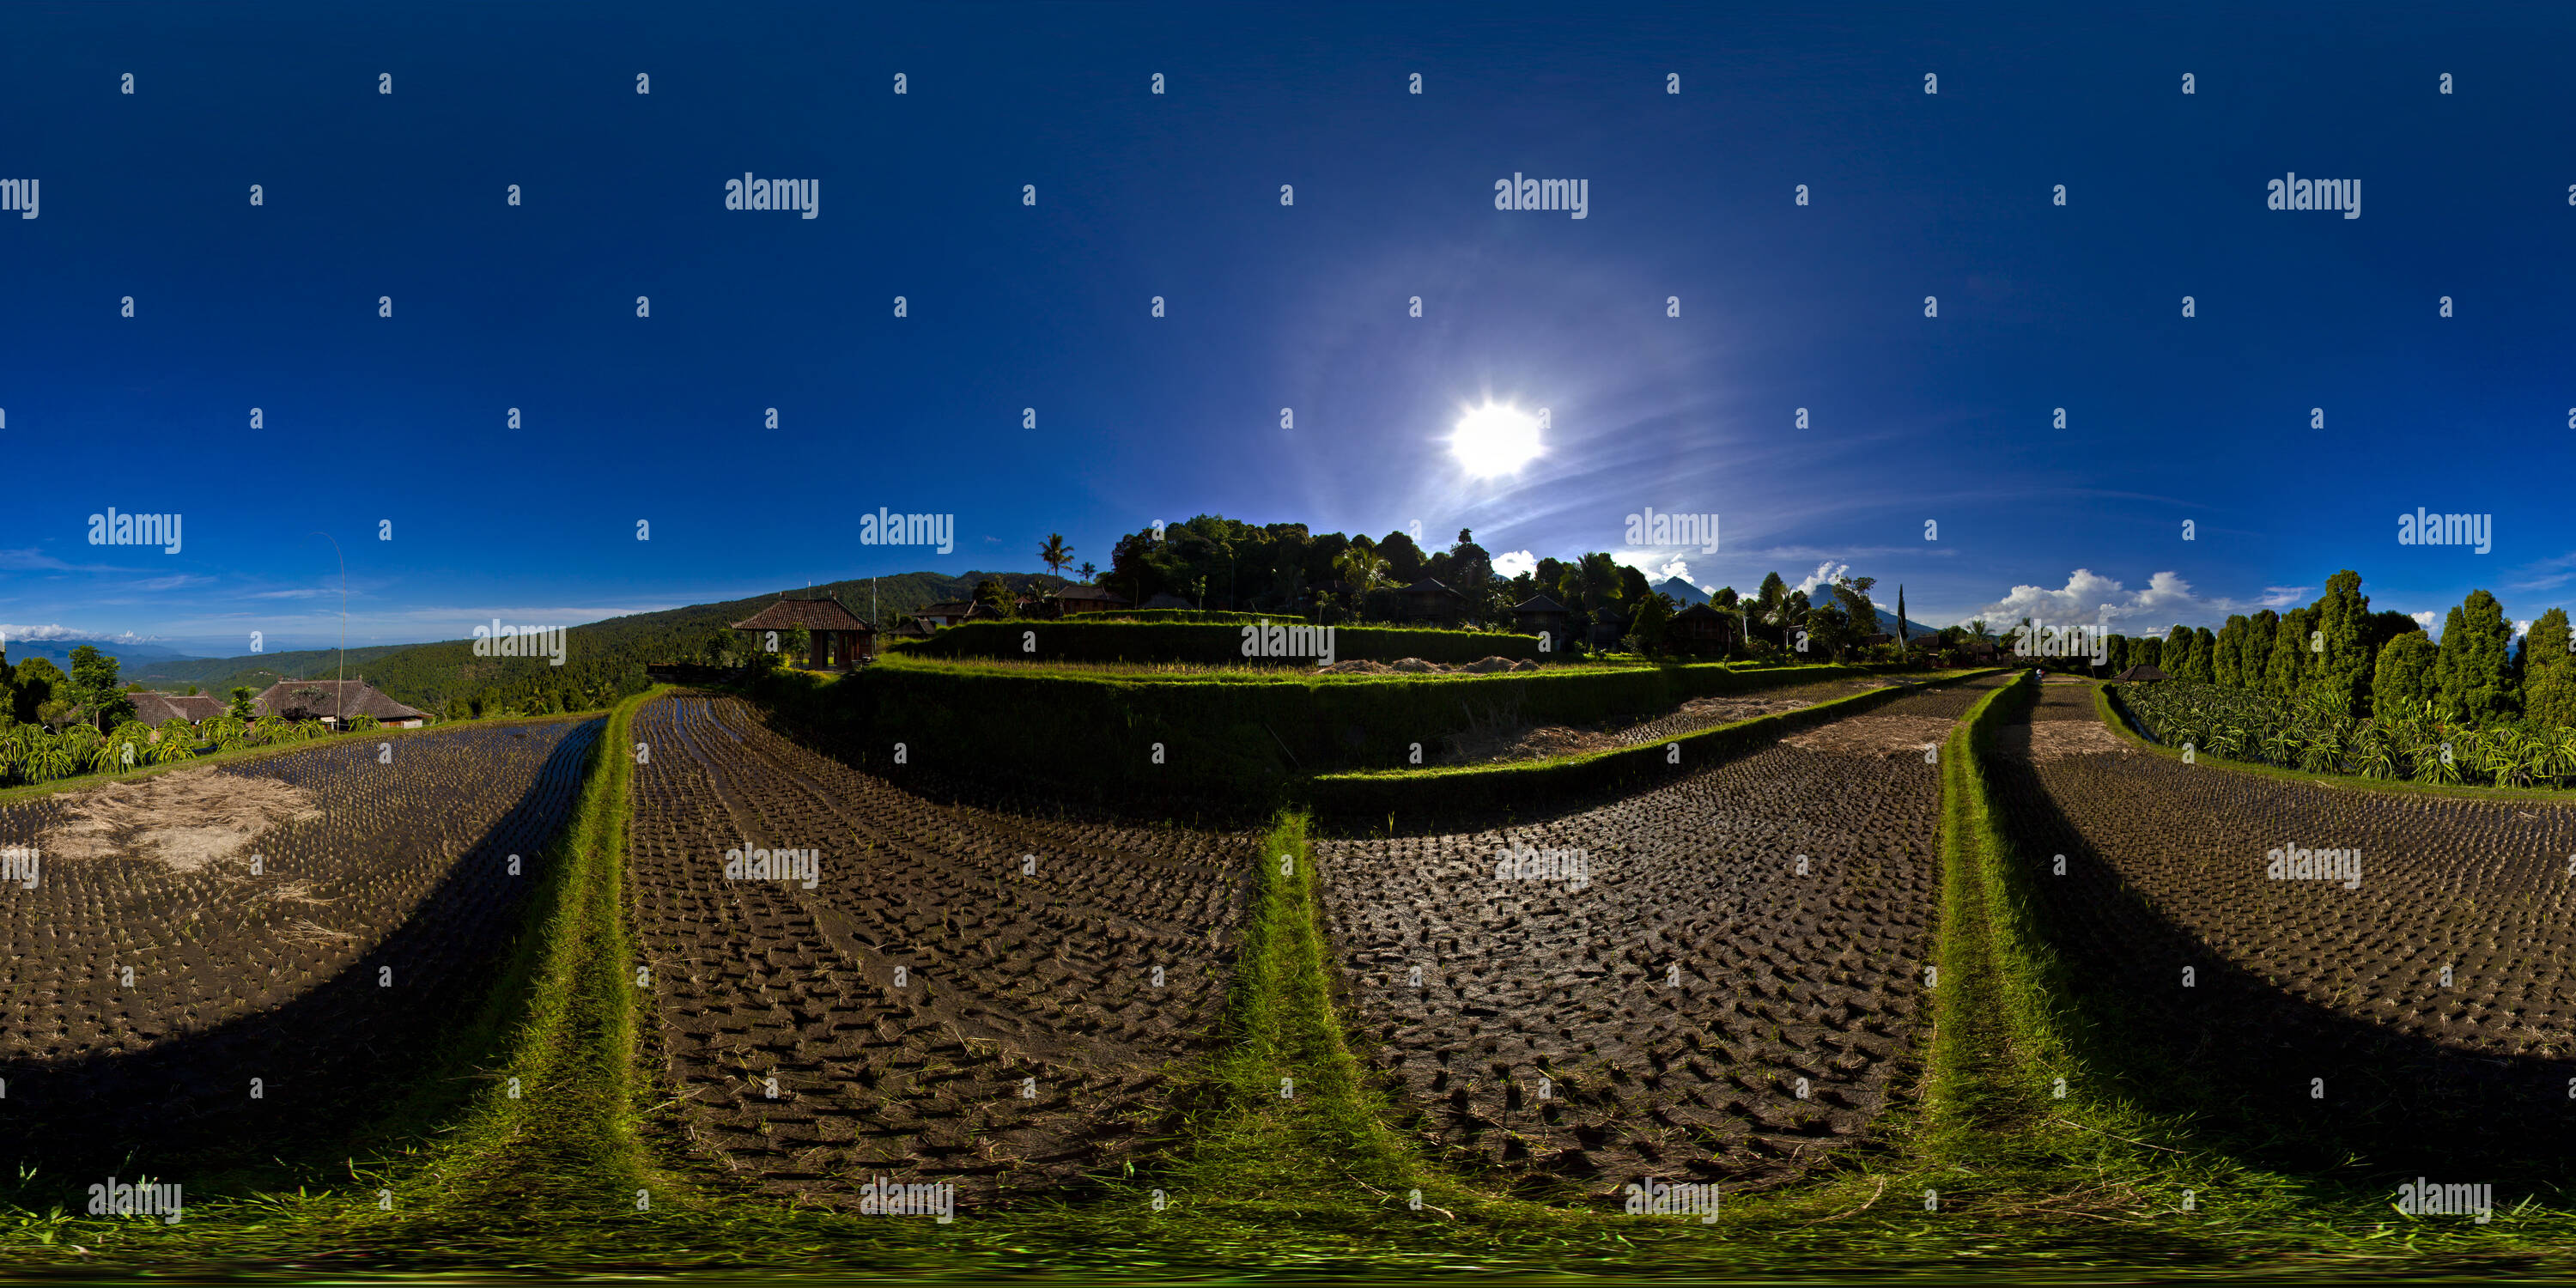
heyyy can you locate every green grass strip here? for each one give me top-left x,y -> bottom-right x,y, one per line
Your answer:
423,684 -> 671,1213
1156,811 -> 1441,1211
1921,670 -> 2042,1157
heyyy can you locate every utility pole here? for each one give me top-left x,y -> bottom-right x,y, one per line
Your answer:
313,532 -> 345,729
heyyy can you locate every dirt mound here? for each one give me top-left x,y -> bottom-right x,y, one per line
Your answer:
39,769 -> 320,872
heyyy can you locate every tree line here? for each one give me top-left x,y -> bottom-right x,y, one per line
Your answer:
2105,571 -> 2574,727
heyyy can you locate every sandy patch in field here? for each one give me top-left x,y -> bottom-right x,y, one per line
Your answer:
1996,720 -> 2134,759
1781,714 -> 1958,757
40,769 -> 320,872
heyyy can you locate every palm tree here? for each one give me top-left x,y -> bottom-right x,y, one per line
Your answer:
1334,545 -> 1391,595
1037,533 -> 1073,579
1076,561 -> 1098,585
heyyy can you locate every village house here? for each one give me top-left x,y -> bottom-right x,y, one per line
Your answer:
1510,593 -> 1571,647
253,679 -> 430,728
1394,578 -> 1468,627
1052,584 -> 1133,616
128,692 -> 229,726
913,599 -> 988,629
1671,602 -> 1741,655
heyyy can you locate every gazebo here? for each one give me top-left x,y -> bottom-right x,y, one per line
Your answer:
731,595 -> 877,670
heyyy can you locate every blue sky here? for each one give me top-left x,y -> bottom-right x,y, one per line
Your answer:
3,1 -> 2571,656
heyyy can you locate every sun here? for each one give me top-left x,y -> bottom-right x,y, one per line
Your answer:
1448,403 -> 1544,477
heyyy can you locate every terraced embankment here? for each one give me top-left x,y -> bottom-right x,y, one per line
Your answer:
1990,677 -> 2576,1174
1317,672 -> 2019,1198
625,693 -> 1251,1206
0,719 -> 603,1179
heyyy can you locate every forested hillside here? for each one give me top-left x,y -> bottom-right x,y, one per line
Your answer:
125,571 -> 1063,720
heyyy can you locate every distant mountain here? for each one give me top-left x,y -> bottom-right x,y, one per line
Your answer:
2,638 -> 199,671
1650,576 -> 1710,607
119,570 -> 1069,716
1657,590 -> 1938,640
1868,604 -> 1940,639
125,644 -> 421,695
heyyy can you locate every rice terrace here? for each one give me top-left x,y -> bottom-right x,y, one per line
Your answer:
6,2 -> 2576,1282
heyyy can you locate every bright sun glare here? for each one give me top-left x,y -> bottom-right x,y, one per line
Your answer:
1448,404 -> 1544,477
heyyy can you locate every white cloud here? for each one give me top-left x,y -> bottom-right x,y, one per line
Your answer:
1793,560 -> 1849,597
2410,610 -> 2438,632
2257,586 -> 2313,609
1491,550 -> 1537,579
1655,556 -> 1697,585
1968,568 -> 2266,634
0,623 -> 158,643
2515,618 -> 2534,640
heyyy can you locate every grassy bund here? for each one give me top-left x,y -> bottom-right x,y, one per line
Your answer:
10,676 -> 2576,1278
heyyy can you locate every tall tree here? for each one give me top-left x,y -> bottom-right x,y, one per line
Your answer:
2372,632 -> 2439,714
1831,575 -> 1879,643
12,657 -> 65,725
2214,615 -> 2249,687
1076,561 -> 1097,584
2266,607 -> 2314,699
2163,625 -> 2193,677
2190,627 -> 2220,683
1755,572 -> 1790,647
2523,608 -> 2576,728
2306,570 -> 2373,715
2242,609 -> 2279,691
66,645 -> 136,730
2435,590 -> 2519,721
1036,533 -> 1072,579
1376,531 -> 1427,584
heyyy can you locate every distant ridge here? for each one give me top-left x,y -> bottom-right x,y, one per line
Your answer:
121,570 -> 1069,714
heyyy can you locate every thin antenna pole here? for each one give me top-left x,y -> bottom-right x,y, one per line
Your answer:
313,532 -> 344,729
